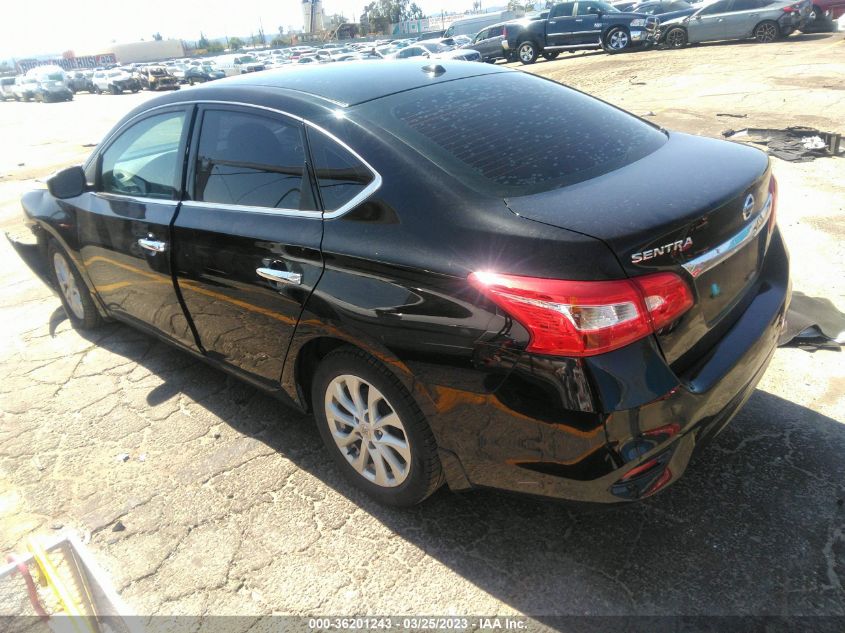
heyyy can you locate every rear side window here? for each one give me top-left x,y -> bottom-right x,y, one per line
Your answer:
307,129 -> 374,212
732,0 -> 762,9
360,72 -> 666,197
550,3 -> 575,17
700,0 -> 731,13
194,109 -> 314,211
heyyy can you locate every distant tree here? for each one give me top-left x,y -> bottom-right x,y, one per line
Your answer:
362,0 -> 425,24
207,41 -> 225,53
472,0 -> 482,11
228,36 -> 244,50
198,32 -> 210,49
327,13 -> 347,26
271,36 -> 287,46
152,32 -> 163,41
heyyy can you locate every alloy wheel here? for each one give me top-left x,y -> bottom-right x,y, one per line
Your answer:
519,44 -> 534,62
324,374 -> 411,488
667,29 -> 686,47
756,22 -> 777,42
609,30 -> 630,50
52,252 -> 85,320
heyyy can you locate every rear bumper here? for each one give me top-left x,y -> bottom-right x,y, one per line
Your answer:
429,229 -> 790,503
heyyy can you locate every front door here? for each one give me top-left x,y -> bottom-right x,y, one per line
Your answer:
172,105 -> 324,386
76,106 -> 197,348
572,2 -> 607,45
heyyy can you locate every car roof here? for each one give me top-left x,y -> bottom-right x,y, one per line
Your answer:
197,60 -> 510,107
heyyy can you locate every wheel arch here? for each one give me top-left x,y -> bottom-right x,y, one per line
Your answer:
603,23 -> 631,39
283,332 -> 439,421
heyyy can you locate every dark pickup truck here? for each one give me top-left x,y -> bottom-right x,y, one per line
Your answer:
502,0 -> 660,62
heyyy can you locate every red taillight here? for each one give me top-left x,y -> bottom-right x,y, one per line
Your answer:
468,270 -> 693,357
782,4 -> 800,11
768,174 -> 778,233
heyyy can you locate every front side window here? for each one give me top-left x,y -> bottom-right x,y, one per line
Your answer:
194,109 -> 312,211
308,129 -> 374,212
732,0 -> 761,9
100,111 -> 186,199
577,1 -> 617,14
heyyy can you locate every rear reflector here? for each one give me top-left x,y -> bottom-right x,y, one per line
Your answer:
768,175 -> 778,233
468,271 -> 693,356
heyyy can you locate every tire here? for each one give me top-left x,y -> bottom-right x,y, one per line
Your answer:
110,84 -> 120,95
665,26 -> 688,48
517,40 -> 539,64
603,26 -> 632,53
311,347 -> 443,507
188,77 -> 195,85
542,51 -> 560,60
94,86 -> 101,95
47,240 -> 102,330
754,20 -> 780,42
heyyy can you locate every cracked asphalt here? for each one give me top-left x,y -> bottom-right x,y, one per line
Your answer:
1,33 -> 844,624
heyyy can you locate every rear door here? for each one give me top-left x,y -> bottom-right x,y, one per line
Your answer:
472,28 -> 493,57
76,105 -> 197,348
688,0 -> 732,41
172,105 -> 324,386
723,0 -> 764,37
546,2 -> 579,46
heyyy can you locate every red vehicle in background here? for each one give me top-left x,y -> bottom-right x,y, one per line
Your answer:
808,0 -> 844,24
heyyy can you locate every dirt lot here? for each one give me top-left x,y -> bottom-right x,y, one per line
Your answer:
1,33 -> 844,625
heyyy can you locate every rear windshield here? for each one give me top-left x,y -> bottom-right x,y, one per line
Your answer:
357,72 -> 666,197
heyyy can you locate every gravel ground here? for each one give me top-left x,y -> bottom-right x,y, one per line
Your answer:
0,32 -> 844,625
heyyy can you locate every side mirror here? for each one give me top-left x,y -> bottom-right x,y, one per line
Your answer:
47,166 -> 88,199
596,8 -> 604,16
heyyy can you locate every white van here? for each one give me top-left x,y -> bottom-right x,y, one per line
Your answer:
443,10 -> 520,37
214,54 -> 266,77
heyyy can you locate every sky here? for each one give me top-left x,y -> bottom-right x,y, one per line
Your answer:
1,0 -> 484,60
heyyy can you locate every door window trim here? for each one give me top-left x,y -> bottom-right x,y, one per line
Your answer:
88,100 -> 382,220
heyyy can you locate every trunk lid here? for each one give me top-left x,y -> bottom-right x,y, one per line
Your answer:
505,132 -> 773,367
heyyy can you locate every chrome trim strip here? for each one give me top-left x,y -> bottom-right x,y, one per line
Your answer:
92,192 -> 179,206
682,193 -> 772,279
180,200 -> 322,218
88,100 -> 383,221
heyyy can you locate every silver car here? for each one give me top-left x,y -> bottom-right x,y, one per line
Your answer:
660,0 -> 811,46
388,42 -> 483,62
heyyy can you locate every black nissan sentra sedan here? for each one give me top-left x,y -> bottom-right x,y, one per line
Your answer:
10,61 -> 790,506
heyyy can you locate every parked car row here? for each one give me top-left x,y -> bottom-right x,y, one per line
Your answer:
0,67 -> 73,102
464,0 -> 818,64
